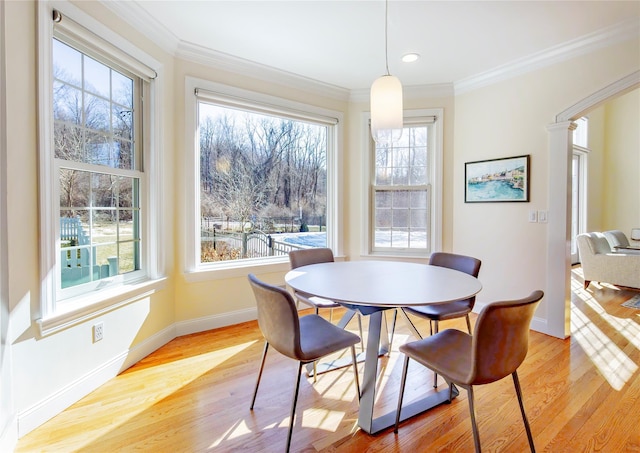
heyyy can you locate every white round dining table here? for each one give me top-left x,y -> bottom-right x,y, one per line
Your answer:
284,260 -> 483,435
285,260 -> 482,308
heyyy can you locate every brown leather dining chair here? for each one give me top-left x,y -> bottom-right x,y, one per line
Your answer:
394,290 -> 544,453
289,248 -> 364,348
403,252 -> 482,336
248,273 -> 361,453
397,252 -> 481,387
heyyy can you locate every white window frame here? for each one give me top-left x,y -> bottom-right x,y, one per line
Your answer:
361,108 -> 443,257
571,117 -> 589,263
183,77 -> 344,281
37,0 -> 165,335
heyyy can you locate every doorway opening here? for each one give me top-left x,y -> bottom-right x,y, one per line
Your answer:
546,70 -> 639,339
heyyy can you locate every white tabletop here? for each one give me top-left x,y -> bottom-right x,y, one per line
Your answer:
285,260 -> 482,308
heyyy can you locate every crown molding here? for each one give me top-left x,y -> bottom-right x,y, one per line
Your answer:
100,0 -> 180,55
100,2 -> 638,99
175,41 -> 350,101
455,18 -> 640,95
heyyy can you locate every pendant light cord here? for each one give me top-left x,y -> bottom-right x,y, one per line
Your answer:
384,0 -> 390,76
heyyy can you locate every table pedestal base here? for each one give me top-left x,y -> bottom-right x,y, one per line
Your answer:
367,385 -> 459,434
357,310 -> 459,435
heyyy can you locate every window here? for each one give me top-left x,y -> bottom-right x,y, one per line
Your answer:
185,79 -> 343,275
365,110 -> 442,257
573,116 -> 589,148
53,38 -> 142,295
38,3 -> 162,327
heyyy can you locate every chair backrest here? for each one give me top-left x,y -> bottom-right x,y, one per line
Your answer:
289,247 -> 334,269
429,252 -> 481,278
248,273 -> 302,360
603,230 -> 630,248
429,252 -> 482,308
470,290 -> 544,385
577,232 -> 611,257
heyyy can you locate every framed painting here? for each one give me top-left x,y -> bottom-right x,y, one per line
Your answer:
465,155 -> 530,203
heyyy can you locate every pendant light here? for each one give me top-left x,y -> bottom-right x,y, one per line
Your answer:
370,0 -> 403,144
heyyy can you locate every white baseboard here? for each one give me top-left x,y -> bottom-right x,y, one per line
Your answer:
175,307 -> 258,337
529,316 -> 548,335
17,325 -> 175,437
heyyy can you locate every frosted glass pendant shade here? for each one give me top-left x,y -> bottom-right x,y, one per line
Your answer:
370,74 -> 403,143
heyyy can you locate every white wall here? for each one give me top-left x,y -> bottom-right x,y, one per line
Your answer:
602,89 -> 640,232
0,0 -> 16,450
453,39 -> 639,336
586,105 -> 607,232
4,0 -> 176,441
586,88 -> 639,233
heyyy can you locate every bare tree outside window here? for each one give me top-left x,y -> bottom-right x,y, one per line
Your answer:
198,103 -> 327,262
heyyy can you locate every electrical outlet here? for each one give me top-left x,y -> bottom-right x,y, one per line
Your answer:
93,322 -> 104,342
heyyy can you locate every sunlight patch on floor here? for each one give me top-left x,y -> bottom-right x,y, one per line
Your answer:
98,341 -> 259,445
570,303 -> 637,390
210,418 -> 253,448
573,284 -> 640,350
313,373 -> 360,402
300,407 -> 349,431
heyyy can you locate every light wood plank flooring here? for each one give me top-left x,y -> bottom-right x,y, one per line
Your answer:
16,267 -> 640,452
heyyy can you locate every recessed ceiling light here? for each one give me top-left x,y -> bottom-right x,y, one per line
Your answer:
402,53 -> 420,63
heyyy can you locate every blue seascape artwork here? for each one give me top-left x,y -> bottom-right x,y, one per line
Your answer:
465,155 -> 529,202
467,180 -> 525,201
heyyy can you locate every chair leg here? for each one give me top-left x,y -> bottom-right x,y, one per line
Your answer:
357,314 -> 365,351
467,386 -> 482,453
399,308 -> 423,340
465,314 -> 472,334
394,354 -> 411,433
513,371 -> 536,453
433,321 -> 440,388
311,307 -> 320,383
286,362 -> 304,453
250,341 -> 269,410
350,345 -> 361,400
388,309 -> 398,355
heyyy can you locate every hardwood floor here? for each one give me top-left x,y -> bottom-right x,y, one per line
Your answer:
16,268 -> 640,452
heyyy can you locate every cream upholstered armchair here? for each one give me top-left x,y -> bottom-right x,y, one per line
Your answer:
603,230 -> 640,255
576,232 -> 640,289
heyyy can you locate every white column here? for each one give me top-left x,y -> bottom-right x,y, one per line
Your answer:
544,121 -> 576,339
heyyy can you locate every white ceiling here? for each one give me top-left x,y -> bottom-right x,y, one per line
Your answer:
104,1 -> 640,93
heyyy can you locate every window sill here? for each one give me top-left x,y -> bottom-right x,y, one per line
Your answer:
183,258 -> 292,283
36,277 -> 168,338
361,252 -> 430,262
